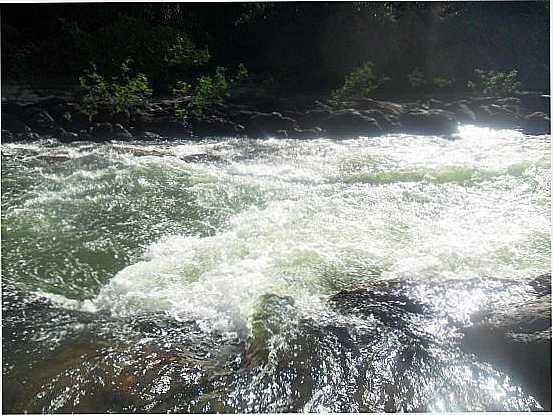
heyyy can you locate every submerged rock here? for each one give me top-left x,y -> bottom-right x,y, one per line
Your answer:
289,127 -> 324,139
522,112 -> 551,135
89,122 -> 114,140
319,109 -> 382,137
399,109 -> 458,135
460,272 -> 552,409
2,113 -> 32,134
246,111 -> 297,137
1,92 -> 549,142
3,272 -> 550,413
516,92 -> 551,115
189,116 -> 245,137
2,284 -> 243,414
297,109 -> 332,129
474,104 -> 521,128
179,153 -> 223,163
134,114 -> 190,138
445,101 -> 478,123
24,108 -> 58,135
329,273 -> 552,411
113,123 -> 133,139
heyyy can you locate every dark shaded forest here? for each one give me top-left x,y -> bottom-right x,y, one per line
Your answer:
2,2 -> 550,96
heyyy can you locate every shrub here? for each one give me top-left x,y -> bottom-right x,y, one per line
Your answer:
331,62 -> 383,101
432,76 -> 453,89
79,63 -> 152,121
407,68 -> 426,89
468,69 -> 521,96
408,69 -> 454,91
174,65 -> 248,120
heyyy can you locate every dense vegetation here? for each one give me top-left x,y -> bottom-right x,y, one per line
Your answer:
1,2 -> 549,98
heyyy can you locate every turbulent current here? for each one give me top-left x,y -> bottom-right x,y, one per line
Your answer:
2,125 -> 551,412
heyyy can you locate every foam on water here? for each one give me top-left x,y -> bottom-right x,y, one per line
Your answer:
2,127 -> 550,338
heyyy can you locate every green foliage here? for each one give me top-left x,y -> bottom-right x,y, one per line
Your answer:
174,65 -> 248,120
407,68 -> 426,89
79,63 -> 152,121
331,62 -> 381,101
432,76 -> 453,89
468,69 -> 521,96
408,69 -> 454,91
235,63 -> 249,82
66,16 -> 210,88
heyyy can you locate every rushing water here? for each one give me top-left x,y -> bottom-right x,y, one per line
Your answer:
2,126 -> 551,412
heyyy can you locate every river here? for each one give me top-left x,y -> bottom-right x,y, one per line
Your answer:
2,125 -> 550,412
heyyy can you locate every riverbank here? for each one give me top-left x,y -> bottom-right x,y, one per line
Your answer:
1,89 -> 550,143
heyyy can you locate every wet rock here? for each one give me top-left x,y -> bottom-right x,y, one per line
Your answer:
273,129 -> 290,139
298,109 -> 332,129
427,98 -> 444,109
58,103 -> 91,132
135,114 -> 189,137
77,129 -> 95,141
530,272 -> 552,297
1,113 -> 31,134
179,153 -> 223,163
467,96 -> 498,107
2,101 -> 25,117
1,130 -> 41,142
474,104 -> 520,128
331,287 -> 427,321
140,131 -> 162,140
113,123 -> 133,139
2,285 -> 243,414
399,109 -> 458,135
329,274 -> 551,411
3,271 -> 549,414
516,92 -> 551,115
494,97 -> 521,111
89,122 -> 114,140
56,127 -> 79,143
461,273 -> 552,410
348,98 -> 404,116
289,127 -> 323,139
521,112 -> 550,135
111,146 -> 167,157
281,110 -> 304,121
1,129 -> 15,142
445,101 -> 477,123
319,109 -> 382,137
361,109 -> 400,132
233,276 -> 547,412
246,112 -> 297,137
190,116 -> 245,137
25,108 -> 58,135
313,100 -> 333,111
94,108 -> 131,125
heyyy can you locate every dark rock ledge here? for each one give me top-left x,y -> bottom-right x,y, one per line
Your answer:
3,272 -> 550,412
1,92 -> 550,143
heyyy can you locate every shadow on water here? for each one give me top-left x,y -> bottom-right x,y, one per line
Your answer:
3,273 -> 550,413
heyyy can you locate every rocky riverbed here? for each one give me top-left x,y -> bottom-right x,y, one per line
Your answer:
3,272 -> 551,412
1,91 -> 550,142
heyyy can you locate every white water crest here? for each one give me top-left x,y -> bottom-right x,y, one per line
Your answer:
79,126 -> 550,336
4,126 -> 550,338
